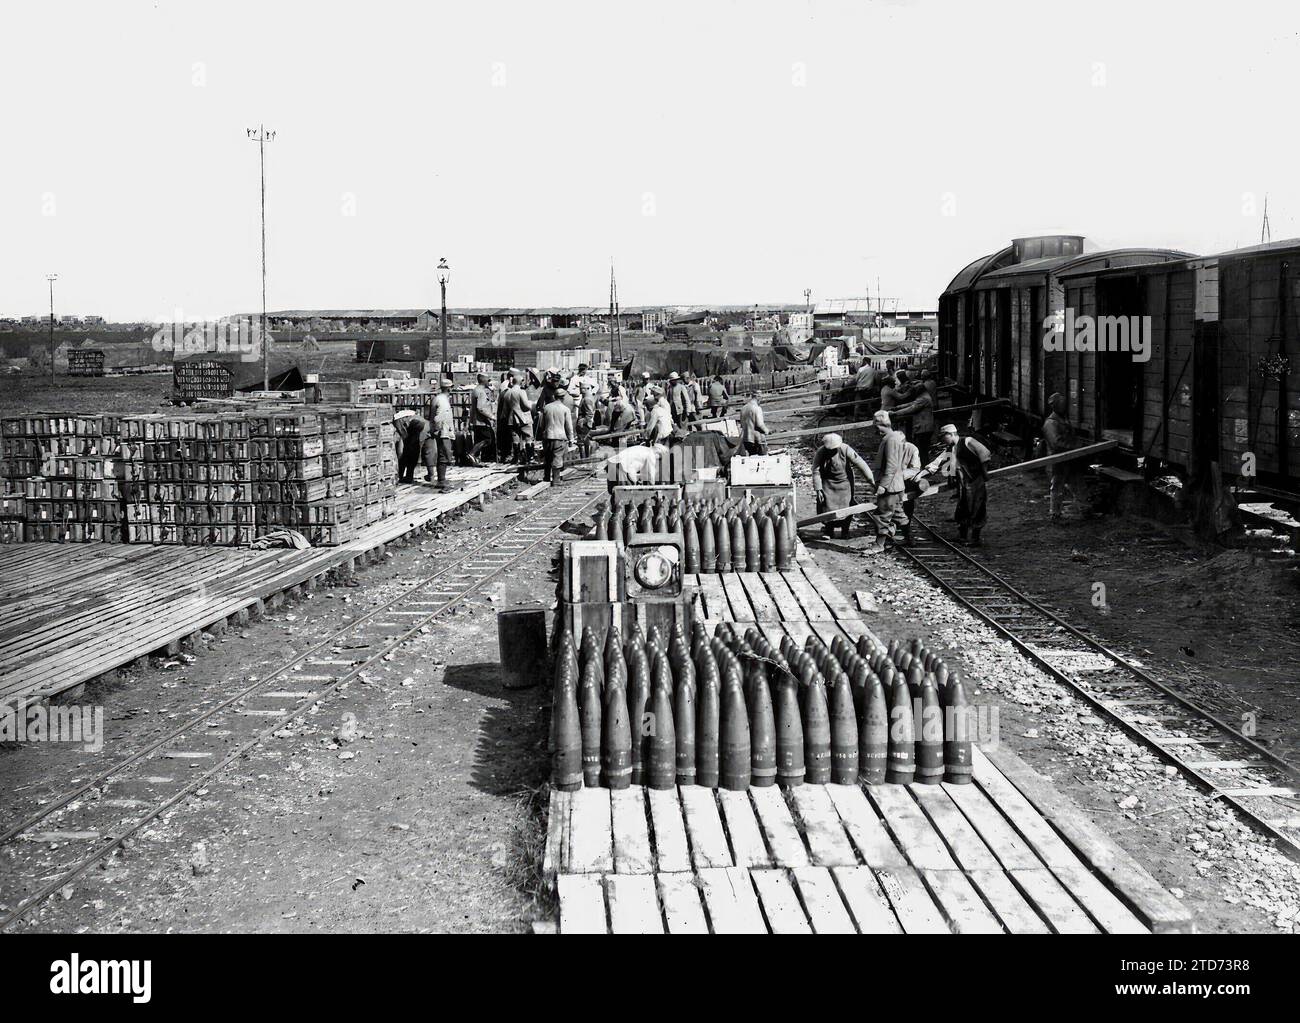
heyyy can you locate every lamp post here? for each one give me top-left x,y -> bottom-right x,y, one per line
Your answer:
247,125 -> 276,390
46,274 -> 58,380
437,257 -> 451,370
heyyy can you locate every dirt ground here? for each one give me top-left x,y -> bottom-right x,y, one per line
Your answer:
2,483 -> 563,933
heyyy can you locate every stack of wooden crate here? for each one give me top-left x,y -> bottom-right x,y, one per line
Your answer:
0,405 -> 398,548
0,414 -> 122,543
119,413 -> 254,545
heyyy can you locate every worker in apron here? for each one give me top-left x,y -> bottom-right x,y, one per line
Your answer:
811,432 -> 875,539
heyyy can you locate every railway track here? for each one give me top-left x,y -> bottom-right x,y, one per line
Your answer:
900,515 -> 1300,860
0,478 -> 602,930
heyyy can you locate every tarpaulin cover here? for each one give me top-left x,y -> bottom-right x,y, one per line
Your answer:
623,346 -> 800,379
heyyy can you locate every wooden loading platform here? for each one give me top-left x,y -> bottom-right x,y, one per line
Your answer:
542,551 -> 1192,935
0,466 -> 517,709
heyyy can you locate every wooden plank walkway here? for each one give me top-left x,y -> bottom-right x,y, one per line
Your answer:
0,466 -> 517,706
547,551 -> 1192,935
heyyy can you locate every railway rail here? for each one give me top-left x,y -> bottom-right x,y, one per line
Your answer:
0,477 -> 603,930
900,515 -> 1300,860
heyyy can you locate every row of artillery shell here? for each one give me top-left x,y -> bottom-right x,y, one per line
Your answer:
551,619 -> 974,792
591,497 -> 796,574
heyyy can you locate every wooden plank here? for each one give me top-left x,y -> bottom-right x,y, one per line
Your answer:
646,787 -> 692,873
737,571 -> 782,622
606,873 -> 664,934
781,620 -> 816,648
759,571 -> 805,621
1010,867 -> 1100,934
542,789 -> 572,882
865,785 -> 959,871
832,865 -> 902,934
610,786 -> 653,874
679,785 -> 733,869
566,787 -> 613,874
557,873 -> 607,933
910,784 -> 1001,872
749,784 -> 810,868
697,866 -> 767,934
977,746 -> 1189,933
719,572 -> 756,623
1049,863 -> 1149,934
783,571 -> 834,621
718,790 -> 773,868
800,562 -> 858,619
826,784 -> 910,871
789,785 -> 858,866
695,574 -> 733,622
657,871 -> 710,934
792,865 -> 857,933
965,869 -> 1051,934
922,868 -> 1005,934
750,869 -> 812,933
873,867 -> 951,934
942,780 -> 1044,871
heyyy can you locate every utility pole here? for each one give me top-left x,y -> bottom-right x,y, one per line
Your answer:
436,257 -> 451,369
247,125 -> 276,390
1261,194 -> 1272,245
803,288 -> 811,315
609,259 -> 622,362
46,273 -> 58,380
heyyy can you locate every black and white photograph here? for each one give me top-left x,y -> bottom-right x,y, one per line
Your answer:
1,0 -> 1297,994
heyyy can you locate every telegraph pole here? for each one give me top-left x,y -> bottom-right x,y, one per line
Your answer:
436,257 -> 451,370
247,125 -> 276,390
46,273 -> 57,380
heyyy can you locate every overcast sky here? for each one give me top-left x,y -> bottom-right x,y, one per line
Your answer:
4,0 -> 1299,321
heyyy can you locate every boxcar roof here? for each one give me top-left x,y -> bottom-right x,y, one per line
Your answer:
982,247 -> 1194,286
941,246 -> 1015,295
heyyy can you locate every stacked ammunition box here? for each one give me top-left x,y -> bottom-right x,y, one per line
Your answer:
0,414 -> 123,543
1,405 -> 397,548
118,413 -> 254,545
173,359 -> 236,402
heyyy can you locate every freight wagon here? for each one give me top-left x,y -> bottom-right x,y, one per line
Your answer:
938,234 -> 1300,495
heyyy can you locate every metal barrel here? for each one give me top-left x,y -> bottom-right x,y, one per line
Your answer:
497,607 -> 548,690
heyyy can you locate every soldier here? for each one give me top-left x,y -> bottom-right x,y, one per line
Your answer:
706,374 -> 730,417
393,409 -> 433,484
1042,391 -> 1076,523
576,381 -> 597,458
540,391 -> 575,482
643,386 -> 675,446
499,371 -> 534,464
739,391 -> 768,455
470,373 -> 497,464
917,423 -> 991,546
891,377 -> 935,456
685,371 -> 705,422
867,410 -> 909,551
431,378 -> 457,491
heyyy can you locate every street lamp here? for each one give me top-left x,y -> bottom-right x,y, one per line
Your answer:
436,257 -> 451,370
46,274 -> 58,381
247,125 -> 276,390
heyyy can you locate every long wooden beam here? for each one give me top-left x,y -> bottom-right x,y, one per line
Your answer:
794,440 -> 1121,528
